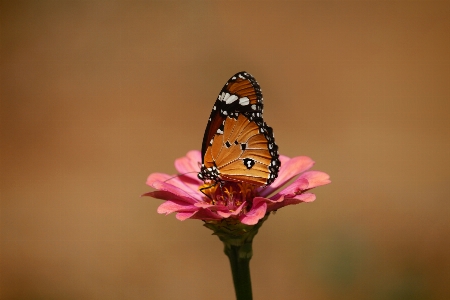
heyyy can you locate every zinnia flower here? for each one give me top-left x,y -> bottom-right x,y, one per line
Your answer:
143,150 -> 330,225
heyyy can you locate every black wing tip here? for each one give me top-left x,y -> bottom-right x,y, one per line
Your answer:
231,71 -> 253,79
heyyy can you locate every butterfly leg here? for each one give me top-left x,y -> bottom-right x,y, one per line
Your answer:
199,181 -> 217,201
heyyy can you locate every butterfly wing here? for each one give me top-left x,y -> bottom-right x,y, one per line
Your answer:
204,113 -> 278,185
199,72 -> 280,186
201,72 -> 263,158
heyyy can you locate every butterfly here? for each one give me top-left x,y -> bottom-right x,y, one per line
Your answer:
198,71 -> 280,188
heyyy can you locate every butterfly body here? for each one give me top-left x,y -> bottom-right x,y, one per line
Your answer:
198,72 -> 280,187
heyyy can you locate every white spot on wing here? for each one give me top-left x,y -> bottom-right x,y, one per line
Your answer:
239,97 -> 249,105
225,94 -> 238,104
251,104 -> 256,110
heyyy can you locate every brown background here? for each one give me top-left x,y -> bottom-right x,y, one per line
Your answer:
1,1 -> 449,299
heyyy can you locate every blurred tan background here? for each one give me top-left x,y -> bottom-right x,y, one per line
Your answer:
1,1 -> 449,299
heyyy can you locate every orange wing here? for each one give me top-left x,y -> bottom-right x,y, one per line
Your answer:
201,72 -> 264,160
203,114 -> 273,186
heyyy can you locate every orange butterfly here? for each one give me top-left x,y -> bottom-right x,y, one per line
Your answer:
198,72 -> 280,188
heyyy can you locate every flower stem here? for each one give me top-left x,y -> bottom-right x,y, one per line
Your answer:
224,243 -> 253,300
204,215 -> 270,300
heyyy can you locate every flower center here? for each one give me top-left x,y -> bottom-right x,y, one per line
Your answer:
199,181 -> 256,209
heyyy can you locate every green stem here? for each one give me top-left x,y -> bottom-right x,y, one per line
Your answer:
224,243 -> 253,300
203,214 -> 270,300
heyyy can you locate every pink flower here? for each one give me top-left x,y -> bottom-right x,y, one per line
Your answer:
143,150 -> 330,225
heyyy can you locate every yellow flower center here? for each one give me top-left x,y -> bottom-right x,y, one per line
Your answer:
199,181 -> 257,209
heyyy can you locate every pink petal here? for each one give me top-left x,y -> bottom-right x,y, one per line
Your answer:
271,177 -> 309,198
194,202 -> 229,211
157,200 -> 199,215
172,151 -> 205,196
146,173 -> 172,188
147,171 -> 204,199
279,155 -> 291,165
267,193 -> 316,212
175,176 -> 205,199
277,155 -> 314,181
195,202 -> 215,209
174,151 -> 202,178
259,156 -> 315,197
216,202 -> 245,218
269,171 -> 330,201
175,211 -> 198,221
195,202 -> 245,218
291,193 -> 316,202
179,178 -> 205,199
185,208 -> 223,221
240,198 -> 268,225
151,180 -> 199,204
299,171 -> 331,189
142,190 -> 192,202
